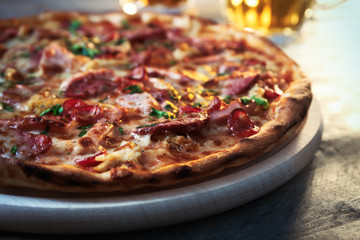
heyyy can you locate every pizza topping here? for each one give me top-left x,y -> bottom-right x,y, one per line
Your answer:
0,116 -> 67,134
14,131 -> 52,159
123,84 -> 143,94
134,112 -> 210,135
94,142 -> 141,172
39,104 -> 64,116
64,70 -> 117,99
75,151 -> 104,168
223,74 -> 260,96
39,43 -> 74,75
0,27 -> 18,43
227,108 -> 259,138
209,100 -> 242,125
1,102 -> 14,112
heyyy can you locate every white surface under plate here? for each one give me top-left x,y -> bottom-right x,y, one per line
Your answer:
0,100 -> 322,234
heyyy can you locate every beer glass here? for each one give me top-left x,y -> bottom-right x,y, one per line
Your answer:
224,0 -> 346,44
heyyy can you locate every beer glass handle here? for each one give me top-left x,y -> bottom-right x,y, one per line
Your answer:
315,0 -> 347,9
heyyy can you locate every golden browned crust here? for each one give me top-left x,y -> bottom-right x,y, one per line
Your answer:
0,11 -> 312,192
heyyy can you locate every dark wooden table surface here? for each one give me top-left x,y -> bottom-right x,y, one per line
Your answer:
1,0 -> 359,239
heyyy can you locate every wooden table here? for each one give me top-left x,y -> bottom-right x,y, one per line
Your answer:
1,0 -> 359,238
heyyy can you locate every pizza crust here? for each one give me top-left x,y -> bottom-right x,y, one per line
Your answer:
0,11 -> 312,192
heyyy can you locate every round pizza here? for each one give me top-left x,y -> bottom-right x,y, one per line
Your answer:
0,11 -> 312,192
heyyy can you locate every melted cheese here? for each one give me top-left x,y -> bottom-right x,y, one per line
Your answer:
94,142 -> 141,172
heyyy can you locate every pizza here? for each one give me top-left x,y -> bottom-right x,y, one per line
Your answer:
0,11 -> 312,192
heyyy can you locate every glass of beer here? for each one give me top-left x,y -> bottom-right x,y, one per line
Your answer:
119,0 -> 188,15
224,0 -> 346,44
224,0 -> 315,43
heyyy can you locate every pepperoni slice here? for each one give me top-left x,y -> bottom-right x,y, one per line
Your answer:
75,152 -> 104,168
62,99 -> 103,124
17,132 -> 52,158
227,108 -> 259,138
64,70 -> 117,99
62,98 -> 88,112
178,106 -> 201,116
207,97 -> 222,114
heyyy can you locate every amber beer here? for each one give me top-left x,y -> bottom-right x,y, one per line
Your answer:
225,0 -> 314,37
119,0 -> 187,14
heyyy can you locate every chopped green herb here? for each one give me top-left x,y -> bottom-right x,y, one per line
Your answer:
136,123 -> 158,129
240,96 -> 252,105
217,72 -> 229,77
99,96 -> 108,103
57,90 -> 64,97
39,104 -> 63,116
136,46 -> 145,52
149,108 -> 174,119
201,89 -> 218,96
67,152 -> 71,155
124,85 -> 143,94
163,41 -> 173,50
169,90 -> 180,100
192,103 -> 202,108
222,96 -> 232,104
40,126 -> 50,135
121,19 -> 131,29
78,130 -> 88,137
77,125 -> 94,130
1,103 -> 13,112
68,19 -> 82,33
115,38 -> 126,45
251,95 -> 269,109
70,43 -> 99,59
164,104 -> 173,110
168,60 -> 177,66
10,146 -> 17,154
18,51 -> 31,58
118,127 -> 125,135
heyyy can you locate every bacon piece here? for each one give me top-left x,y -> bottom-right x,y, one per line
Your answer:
166,28 -> 190,43
207,97 -> 222,114
243,58 -> 266,67
130,65 -> 147,81
178,106 -> 201,116
64,70 -> 117,99
0,116 -> 67,133
16,131 -> 52,158
227,108 -> 259,138
135,113 -> 210,135
209,101 -> 242,125
37,28 -> 70,40
39,43 -> 73,76
124,27 -> 166,42
2,85 -> 35,105
223,74 -> 259,96
130,51 -> 150,65
0,27 -> 18,43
